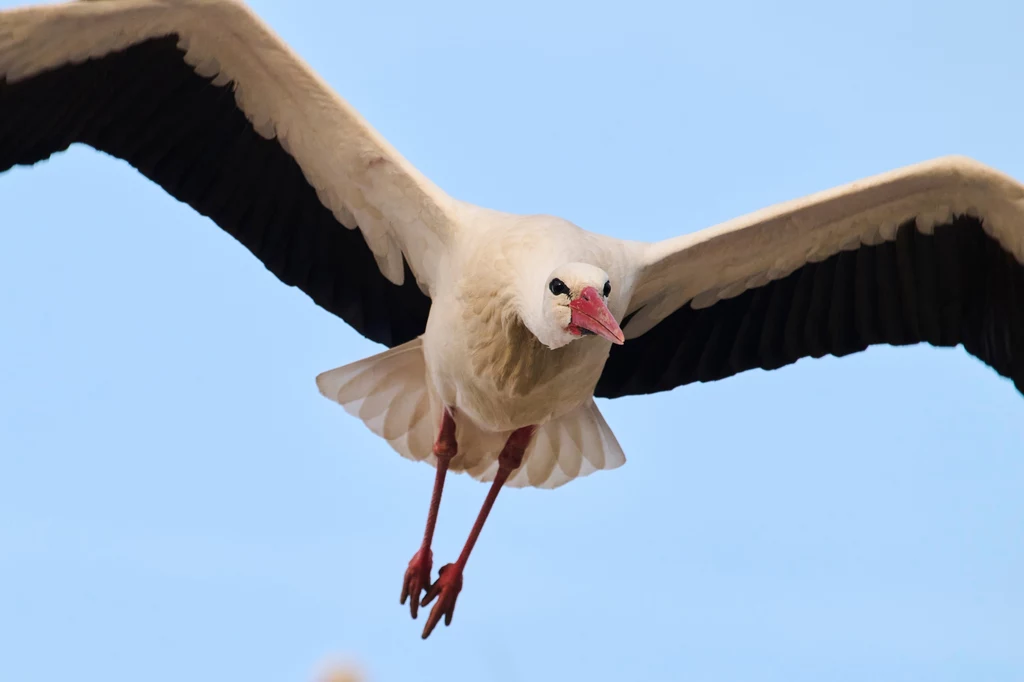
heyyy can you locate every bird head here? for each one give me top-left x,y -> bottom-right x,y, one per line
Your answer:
542,263 -> 624,347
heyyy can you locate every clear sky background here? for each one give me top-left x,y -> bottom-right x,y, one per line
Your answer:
2,0 -> 1023,680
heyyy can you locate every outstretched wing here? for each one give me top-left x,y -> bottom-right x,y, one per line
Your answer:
0,0 -> 461,346
597,156 -> 1024,398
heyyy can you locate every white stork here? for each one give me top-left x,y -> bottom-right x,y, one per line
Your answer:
1,0 -> 1022,639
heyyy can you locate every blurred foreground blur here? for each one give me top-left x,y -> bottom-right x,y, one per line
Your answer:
317,661 -> 365,682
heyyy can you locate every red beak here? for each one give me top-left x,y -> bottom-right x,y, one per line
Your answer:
569,286 -> 625,345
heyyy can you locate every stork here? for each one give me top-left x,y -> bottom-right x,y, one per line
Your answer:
1,0 -> 1022,639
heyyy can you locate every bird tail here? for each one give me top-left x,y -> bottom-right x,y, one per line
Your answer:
458,400 -> 627,490
316,340 -> 626,489
315,338 -> 440,466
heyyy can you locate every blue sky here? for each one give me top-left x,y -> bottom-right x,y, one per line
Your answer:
1,0 -> 1022,680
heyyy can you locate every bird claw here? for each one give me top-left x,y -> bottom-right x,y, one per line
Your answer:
420,562 -> 463,639
400,547 -> 433,619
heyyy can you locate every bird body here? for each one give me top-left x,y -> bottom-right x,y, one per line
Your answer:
423,212 -> 630,428
2,0 -> 1023,639
319,210 -> 632,487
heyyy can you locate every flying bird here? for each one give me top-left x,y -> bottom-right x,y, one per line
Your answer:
2,0 -> 1022,639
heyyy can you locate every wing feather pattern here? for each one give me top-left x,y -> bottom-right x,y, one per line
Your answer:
599,157 -> 1024,398
0,0 -> 459,346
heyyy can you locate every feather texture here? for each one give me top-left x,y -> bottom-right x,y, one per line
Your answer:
601,217 -> 1024,398
0,0 -> 460,346
317,341 -> 624,489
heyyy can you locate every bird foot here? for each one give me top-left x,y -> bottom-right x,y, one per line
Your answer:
400,547 -> 433,619
420,562 -> 464,639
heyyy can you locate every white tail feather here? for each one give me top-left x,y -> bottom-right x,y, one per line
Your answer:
509,399 -> 625,489
465,400 -> 626,490
316,338 -> 438,464
316,341 -> 625,489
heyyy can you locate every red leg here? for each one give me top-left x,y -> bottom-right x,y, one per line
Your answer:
400,408 -> 458,619
420,425 -> 536,639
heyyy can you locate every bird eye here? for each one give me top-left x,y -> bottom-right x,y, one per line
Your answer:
549,278 -> 570,296
603,281 -> 611,297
